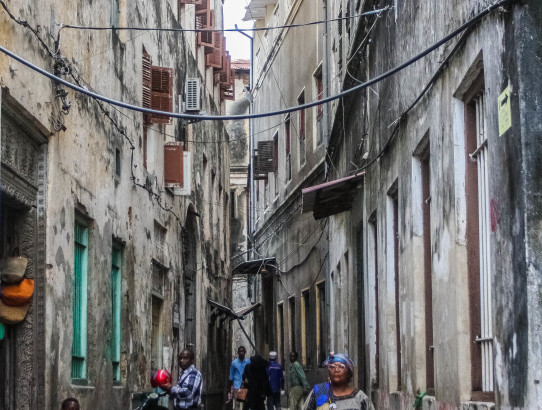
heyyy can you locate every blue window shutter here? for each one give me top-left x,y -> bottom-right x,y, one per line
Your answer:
111,246 -> 122,381
72,221 -> 88,379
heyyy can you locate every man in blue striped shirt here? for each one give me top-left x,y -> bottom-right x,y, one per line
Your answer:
162,349 -> 203,409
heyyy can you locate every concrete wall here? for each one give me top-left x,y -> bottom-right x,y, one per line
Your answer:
0,0 -> 231,408
247,0 -> 541,408
325,0 -> 541,408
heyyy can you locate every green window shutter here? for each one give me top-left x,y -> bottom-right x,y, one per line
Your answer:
72,221 -> 88,379
111,246 -> 122,381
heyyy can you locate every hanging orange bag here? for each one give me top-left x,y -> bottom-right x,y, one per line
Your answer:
1,278 -> 34,306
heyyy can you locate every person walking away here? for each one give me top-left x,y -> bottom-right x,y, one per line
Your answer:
161,348 -> 203,409
242,354 -> 272,410
229,346 -> 251,409
304,353 -> 374,410
288,351 -> 310,410
266,351 -> 284,410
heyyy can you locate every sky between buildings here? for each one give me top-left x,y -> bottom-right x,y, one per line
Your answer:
223,0 -> 253,61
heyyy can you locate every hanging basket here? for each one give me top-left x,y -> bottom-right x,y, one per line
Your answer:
0,256 -> 28,284
0,299 -> 30,325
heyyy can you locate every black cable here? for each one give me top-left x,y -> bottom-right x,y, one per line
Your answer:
0,0 -> 511,122
58,7 -> 390,34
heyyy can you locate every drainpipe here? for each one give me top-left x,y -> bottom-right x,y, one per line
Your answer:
322,0 -> 330,179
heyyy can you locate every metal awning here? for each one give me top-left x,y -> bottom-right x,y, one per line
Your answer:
243,0 -> 277,21
232,257 -> 276,275
208,299 -> 244,320
235,302 -> 262,316
301,173 -> 365,220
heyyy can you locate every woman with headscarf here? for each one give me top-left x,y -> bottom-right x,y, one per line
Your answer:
304,354 -> 374,410
242,354 -> 272,410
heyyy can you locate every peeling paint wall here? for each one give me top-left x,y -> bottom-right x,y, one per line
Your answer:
326,0 -> 542,408
0,0 -> 231,408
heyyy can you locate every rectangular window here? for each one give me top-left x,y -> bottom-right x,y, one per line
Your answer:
289,296 -> 296,351
368,214 -> 379,386
111,244 -> 122,382
464,76 -> 493,395
313,65 -> 324,148
278,302 -> 285,367
273,132 -> 279,197
420,149 -> 434,391
316,282 -> 327,366
301,289 -> 310,367
285,115 -> 292,181
72,220 -> 89,380
386,184 -> 401,391
297,91 -> 306,166
151,296 -> 163,370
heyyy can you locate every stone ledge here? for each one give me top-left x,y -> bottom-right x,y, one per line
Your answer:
460,401 -> 495,410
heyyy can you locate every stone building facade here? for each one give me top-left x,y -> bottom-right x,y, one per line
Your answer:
0,0 -> 233,408
244,0 -> 541,408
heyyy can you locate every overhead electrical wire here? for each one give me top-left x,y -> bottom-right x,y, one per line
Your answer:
57,7 -> 390,34
0,0 -> 512,123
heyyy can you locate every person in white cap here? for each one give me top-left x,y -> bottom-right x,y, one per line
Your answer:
266,351 -> 284,410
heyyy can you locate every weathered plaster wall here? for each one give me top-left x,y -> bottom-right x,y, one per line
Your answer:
1,0 -> 231,408
326,0 -> 540,408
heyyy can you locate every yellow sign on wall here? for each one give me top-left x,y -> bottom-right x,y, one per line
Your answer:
498,85 -> 512,136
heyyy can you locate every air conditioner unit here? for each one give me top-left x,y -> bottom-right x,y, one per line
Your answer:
185,78 -> 201,111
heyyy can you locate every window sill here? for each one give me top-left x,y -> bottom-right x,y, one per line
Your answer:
71,380 -> 94,389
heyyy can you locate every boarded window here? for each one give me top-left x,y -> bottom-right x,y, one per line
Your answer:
72,220 -> 88,380
164,142 -> 184,188
255,140 -> 275,177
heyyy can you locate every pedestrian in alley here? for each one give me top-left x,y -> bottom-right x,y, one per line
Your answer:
288,351 -> 311,410
266,351 -> 284,410
161,348 -> 203,409
229,346 -> 251,409
242,354 -> 273,410
61,398 -> 80,410
304,353 -> 374,410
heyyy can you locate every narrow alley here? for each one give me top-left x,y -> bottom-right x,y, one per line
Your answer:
0,0 -> 540,409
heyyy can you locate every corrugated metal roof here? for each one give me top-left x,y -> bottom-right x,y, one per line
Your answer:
301,173 -> 365,220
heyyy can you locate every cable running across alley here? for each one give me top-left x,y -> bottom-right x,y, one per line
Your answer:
0,0 -> 513,122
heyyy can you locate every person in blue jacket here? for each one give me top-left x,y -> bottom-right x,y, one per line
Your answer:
266,351 -> 284,410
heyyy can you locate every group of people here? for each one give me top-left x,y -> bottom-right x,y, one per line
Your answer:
59,346 -> 372,410
228,346 -> 374,410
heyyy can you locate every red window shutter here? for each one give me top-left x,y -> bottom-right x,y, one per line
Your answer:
220,76 -> 235,101
205,33 -> 224,69
164,142 -> 184,188
195,0 -> 209,12
285,116 -> 291,155
219,53 -> 232,85
195,9 -> 215,29
142,50 -> 152,123
317,77 -> 323,118
150,66 -> 173,124
197,30 -> 216,53
300,109 -> 305,140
